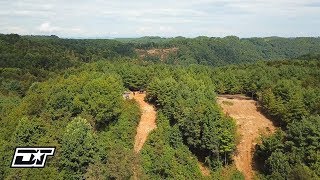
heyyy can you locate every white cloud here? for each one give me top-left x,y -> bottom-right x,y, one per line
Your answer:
37,22 -> 84,35
0,0 -> 319,37
38,22 -> 59,33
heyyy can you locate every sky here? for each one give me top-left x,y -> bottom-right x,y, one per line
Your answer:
0,0 -> 319,38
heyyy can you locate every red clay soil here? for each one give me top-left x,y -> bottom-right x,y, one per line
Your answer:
132,92 -> 157,153
217,95 -> 276,180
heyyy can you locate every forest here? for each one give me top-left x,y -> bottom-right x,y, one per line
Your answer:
0,34 -> 319,179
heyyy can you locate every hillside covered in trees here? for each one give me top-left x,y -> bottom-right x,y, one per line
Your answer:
0,33 -> 319,179
117,36 -> 320,66
2,34 -> 320,69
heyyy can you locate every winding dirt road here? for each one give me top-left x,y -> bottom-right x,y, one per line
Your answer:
132,92 -> 157,153
217,95 -> 276,180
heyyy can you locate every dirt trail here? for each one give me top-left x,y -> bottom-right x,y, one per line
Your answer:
132,92 -> 157,153
217,95 -> 276,180
198,162 -> 211,176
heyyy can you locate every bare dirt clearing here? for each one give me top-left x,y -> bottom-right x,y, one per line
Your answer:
217,95 -> 276,180
132,92 -> 157,153
135,47 -> 178,61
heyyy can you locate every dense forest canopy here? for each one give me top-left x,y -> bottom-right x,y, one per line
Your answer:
116,35 -> 320,66
0,33 -> 319,179
1,34 -> 320,70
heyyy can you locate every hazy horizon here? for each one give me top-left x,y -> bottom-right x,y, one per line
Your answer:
1,0 -> 320,38
3,33 -> 320,40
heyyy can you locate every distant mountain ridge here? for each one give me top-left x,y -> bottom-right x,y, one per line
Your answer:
1,34 -> 320,69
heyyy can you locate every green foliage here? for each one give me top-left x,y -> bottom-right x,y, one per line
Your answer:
0,68 -> 38,96
288,165 -> 319,180
146,72 -> 236,170
128,36 -> 320,66
5,167 -> 63,180
0,34 -> 135,71
286,116 -> 320,174
230,170 -> 245,180
0,35 -> 319,179
12,117 -> 46,146
210,59 -> 320,178
2,34 -> 320,72
212,60 -> 319,126
93,100 -> 140,179
255,130 -> 285,164
60,117 -> 96,179
0,93 -> 20,117
0,139 -> 11,179
256,116 -> 320,179
104,144 -> 136,179
141,112 -> 203,179
146,77 -> 178,115
114,63 -> 152,91
21,72 -> 124,128
265,150 -> 291,176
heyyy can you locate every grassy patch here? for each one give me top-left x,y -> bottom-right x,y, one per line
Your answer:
222,101 -> 234,106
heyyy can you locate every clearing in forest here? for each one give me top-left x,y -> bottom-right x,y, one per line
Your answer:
135,47 -> 178,61
132,92 -> 157,153
217,95 -> 276,180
